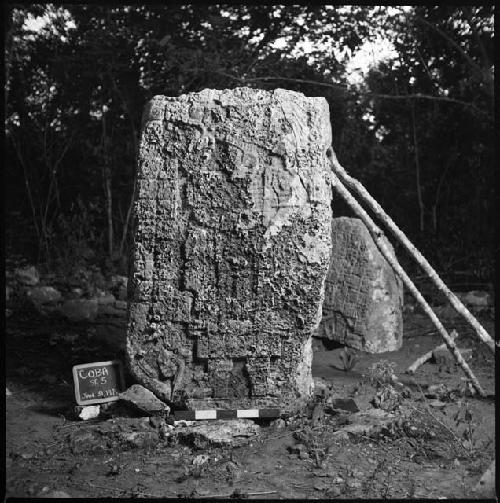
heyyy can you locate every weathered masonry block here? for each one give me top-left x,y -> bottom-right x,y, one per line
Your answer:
315,217 -> 403,353
126,88 -> 333,413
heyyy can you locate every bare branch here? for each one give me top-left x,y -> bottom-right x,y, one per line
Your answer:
414,13 -> 493,93
10,134 -> 40,241
212,71 -> 485,113
329,148 -> 495,354
406,329 -> 458,373
328,155 -> 487,396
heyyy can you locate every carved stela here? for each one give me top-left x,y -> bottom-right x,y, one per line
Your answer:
126,87 -> 333,413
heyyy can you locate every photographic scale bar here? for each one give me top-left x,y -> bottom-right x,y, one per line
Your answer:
174,408 -> 280,421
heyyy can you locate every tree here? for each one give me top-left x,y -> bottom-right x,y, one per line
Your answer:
5,5 -> 494,282
356,6 -> 494,276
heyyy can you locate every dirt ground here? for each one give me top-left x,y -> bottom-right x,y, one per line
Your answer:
5,306 -> 496,499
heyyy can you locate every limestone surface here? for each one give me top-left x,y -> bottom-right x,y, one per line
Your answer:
119,384 -> 170,416
126,87 -> 333,412
316,217 -> 403,353
173,419 -> 260,448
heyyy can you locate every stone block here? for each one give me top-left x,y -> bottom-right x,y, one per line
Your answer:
126,87 -> 333,412
173,419 -> 260,448
15,265 -> 40,286
316,217 -> 403,353
119,384 -> 170,416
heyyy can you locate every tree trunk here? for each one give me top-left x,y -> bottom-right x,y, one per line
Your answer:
104,165 -> 113,259
411,104 -> 425,233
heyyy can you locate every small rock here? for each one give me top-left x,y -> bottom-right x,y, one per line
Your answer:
326,486 -> 342,497
107,464 -> 120,476
332,430 -> 349,441
288,443 -> 306,455
429,400 -> 447,409
149,416 -> 166,429
159,423 -> 175,440
337,409 -> 396,436
299,449 -> 310,460
174,420 -> 196,427
59,299 -> 98,322
77,405 -> 101,420
69,428 -> 106,454
110,275 -> 128,300
426,383 -> 449,399
348,480 -> 362,489
39,490 -> 71,498
120,429 -> 159,449
175,419 -> 260,448
313,376 -> 329,394
272,418 -> 286,429
119,384 -> 170,416
6,388 -> 12,396
326,398 -> 360,413
313,470 -> 330,478
111,275 -> 128,288
192,454 -> 210,466
99,400 -> 141,419
26,286 -> 62,306
15,265 -> 39,286
224,461 -> 241,482
67,288 -> 84,299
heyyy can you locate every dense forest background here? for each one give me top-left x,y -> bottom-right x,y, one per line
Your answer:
4,5 -> 495,284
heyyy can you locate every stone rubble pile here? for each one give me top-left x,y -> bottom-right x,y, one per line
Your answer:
6,264 -> 129,350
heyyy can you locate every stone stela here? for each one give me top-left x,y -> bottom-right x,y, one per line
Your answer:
126,87 -> 333,413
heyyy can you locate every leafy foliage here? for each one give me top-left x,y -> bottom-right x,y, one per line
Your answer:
5,5 -> 494,280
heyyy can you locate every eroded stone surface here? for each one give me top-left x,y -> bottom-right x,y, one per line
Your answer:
126,87 -> 333,412
119,384 -> 170,416
316,217 -> 403,353
174,419 -> 260,449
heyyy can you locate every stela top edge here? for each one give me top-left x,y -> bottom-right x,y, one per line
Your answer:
141,87 -> 331,128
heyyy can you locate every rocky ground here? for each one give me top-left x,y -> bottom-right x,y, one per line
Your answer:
4,263 -> 496,499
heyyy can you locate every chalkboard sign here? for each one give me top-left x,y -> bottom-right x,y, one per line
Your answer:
72,360 -> 125,405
